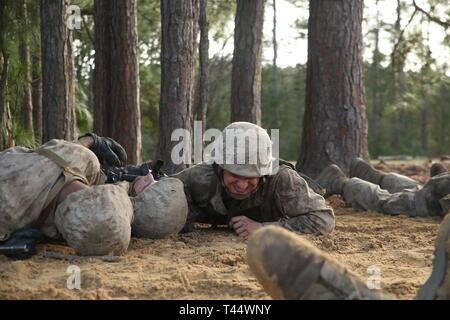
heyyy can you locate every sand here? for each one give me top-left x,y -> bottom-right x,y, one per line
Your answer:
0,160 -> 446,300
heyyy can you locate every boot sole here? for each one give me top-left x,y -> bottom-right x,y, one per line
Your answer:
247,226 -> 329,299
247,226 -> 297,299
416,212 -> 450,299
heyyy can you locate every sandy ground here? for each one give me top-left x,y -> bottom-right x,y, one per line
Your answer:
0,160 -> 447,300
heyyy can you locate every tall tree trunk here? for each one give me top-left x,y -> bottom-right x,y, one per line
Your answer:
0,0 -> 14,150
157,0 -> 197,174
297,0 -> 369,177
40,0 -> 76,142
194,0 -> 209,138
94,0 -> 141,164
230,0 -> 264,125
30,1 -> 42,143
17,0 -> 34,135
0,54 -> 14,150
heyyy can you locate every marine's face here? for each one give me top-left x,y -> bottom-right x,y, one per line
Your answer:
222,170 -> 260,198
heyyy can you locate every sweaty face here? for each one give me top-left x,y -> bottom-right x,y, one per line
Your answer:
222,170 -> 260,199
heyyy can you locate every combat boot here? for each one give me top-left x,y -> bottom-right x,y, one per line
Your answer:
247,226 -> 389,300
316,164 -> 348,197
416,212 -> 450,299
350,157 -> 386,185
430,163 -> 448,178
415,173 -> 450,217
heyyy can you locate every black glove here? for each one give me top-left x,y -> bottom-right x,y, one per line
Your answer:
149,159 -> 167,181
81,133 -> 127,166
0,229 -> 43,260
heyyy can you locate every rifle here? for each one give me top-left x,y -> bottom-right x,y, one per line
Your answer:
0,229 -> 43,260
102,160 -> 167,183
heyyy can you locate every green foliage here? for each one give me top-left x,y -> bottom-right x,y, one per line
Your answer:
12,124 -> 36,148
208,0 -> 236,42
262,65 -> 305,161
205,56 -> 232,132
75,86 -> 93,135
140,63 -> 161,161
3,0 -> 450,161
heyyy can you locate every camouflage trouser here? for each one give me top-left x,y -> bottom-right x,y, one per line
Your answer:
380,172 -> 421,193
342,178 -> 418,216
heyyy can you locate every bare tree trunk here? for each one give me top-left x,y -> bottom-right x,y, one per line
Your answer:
194,0 -> 209,135
94,0 -> 141,164
30,1 -> 42,143
0,55 -> 14,150
230,0 -> 264,125
297,0 -> 369,177
17,0 -> 34,135
40,0 -> 76,142
157,0 -> 197,174
0,0 -> 14,150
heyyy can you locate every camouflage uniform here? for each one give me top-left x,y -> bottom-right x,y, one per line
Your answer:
342,173 -> 450,217
0,139 -> 104,240
378,172 -> 420,193
173,163 -> 335,235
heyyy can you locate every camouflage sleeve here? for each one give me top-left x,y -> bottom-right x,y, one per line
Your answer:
170,164 -> 218,228
271,168 -> 335,235
171,164 -> 217,204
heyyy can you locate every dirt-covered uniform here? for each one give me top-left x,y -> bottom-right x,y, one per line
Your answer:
343,172 -> 450,217
0,139 -> 104,240
173,163 -> 335,235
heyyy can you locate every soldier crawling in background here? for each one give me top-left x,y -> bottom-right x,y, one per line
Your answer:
315,158 -> 450,217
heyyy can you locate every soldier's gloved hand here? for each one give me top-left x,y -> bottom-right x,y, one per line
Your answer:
81,133 -> 127,166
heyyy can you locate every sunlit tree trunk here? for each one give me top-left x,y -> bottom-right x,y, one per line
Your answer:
41,0 -> 76,142
230,0 -> 264,125
297,0 -> 369,177
157,0 -> 198,174
94,0 -> 141,164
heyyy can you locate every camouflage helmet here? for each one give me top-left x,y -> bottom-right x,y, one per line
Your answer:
208,122 -> 273,177
131,177 -> 188,238
54,184 -> 133,256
